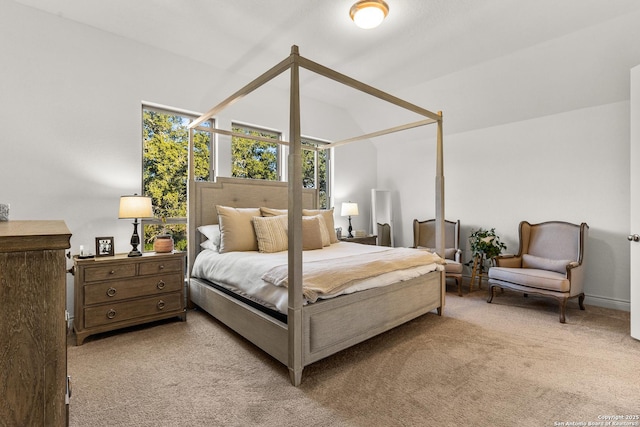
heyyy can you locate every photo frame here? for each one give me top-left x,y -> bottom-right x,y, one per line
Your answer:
95,236 -> 114,257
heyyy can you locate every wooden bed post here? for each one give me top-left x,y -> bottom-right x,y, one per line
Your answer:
287,45 -> 304,386
435,112 -> 446,311
435,111 -> 445,258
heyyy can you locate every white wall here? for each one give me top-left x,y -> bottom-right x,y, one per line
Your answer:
372,10 -> 640,311
0,1 -> 375,317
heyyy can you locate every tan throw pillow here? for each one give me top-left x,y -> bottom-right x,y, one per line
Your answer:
314,214 -> 330,247
302,208 -> 337,243
260,207 -> 288,217
302,216 -> 324,250
252,216 -> 288,253
216,206 -> 261,253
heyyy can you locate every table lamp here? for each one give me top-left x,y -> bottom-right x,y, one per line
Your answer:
119,195 -> 154,257
341,202 -> 359,238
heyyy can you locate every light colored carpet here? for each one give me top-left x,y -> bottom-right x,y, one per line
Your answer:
68,288 -> 640,427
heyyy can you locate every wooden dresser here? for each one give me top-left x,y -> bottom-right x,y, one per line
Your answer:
0,220 -> 72,427
73,251 -> 186,345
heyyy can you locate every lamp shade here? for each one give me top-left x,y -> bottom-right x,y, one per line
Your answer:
350,0 -> 389,29
118,195 -> 154,219
341,202 -> 359,217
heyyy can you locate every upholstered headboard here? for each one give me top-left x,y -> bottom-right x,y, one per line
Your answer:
188,177 -> 318,271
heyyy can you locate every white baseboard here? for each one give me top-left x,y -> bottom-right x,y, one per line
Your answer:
585,294 -> 630,312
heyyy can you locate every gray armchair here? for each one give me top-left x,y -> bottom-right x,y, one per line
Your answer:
487,221 -> 589,323
413,219 -> 463,296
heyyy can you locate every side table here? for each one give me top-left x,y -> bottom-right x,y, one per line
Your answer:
339,235 -> 378,245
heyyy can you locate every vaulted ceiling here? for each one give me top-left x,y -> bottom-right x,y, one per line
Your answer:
13,0 -> 640,134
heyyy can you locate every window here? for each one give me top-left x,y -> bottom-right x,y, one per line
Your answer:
231,123 -> 280,180
302,137 -> 330,209
142,105 -> 213,251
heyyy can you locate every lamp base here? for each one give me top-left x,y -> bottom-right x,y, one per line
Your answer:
128,220 -> 143,257
127,249 -> 143,257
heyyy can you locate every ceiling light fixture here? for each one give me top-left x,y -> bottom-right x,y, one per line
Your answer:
350,0 -> 389,29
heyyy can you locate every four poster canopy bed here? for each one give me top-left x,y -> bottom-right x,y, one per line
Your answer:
186,46 -> 446,386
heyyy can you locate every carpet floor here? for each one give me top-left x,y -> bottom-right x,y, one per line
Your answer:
68,287 -> 640,427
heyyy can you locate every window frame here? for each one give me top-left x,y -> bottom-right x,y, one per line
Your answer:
141,104 -> 215,252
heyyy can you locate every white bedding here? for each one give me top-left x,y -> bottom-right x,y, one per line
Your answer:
191,242 -> 444,314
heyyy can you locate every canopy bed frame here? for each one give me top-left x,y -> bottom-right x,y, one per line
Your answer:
187,46 -> 445,386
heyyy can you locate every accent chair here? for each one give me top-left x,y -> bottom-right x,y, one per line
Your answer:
413,218 -> 463,296
487,220 -> 589,323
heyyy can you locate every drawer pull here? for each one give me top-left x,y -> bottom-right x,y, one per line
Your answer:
156,280 -> 166,290
106,309 -> 117,319
159,265 -> 165,270
109,270 -> 116,275
157,300 -> 166,310
106,287 -> 117,297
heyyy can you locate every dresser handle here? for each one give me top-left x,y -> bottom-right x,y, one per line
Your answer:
157,300 -> 166,310
106,309 -> 117,319
156,280 -> 166,290
159,265 -> 165,270
109,270 -> 115,275
106,287 -> 117,297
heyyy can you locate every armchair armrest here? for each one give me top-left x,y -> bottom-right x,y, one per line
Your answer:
493,254 -> 522,268
454,249 -> 462,263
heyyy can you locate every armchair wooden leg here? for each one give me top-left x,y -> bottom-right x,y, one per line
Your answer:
559,298 -> 568,323
487,285 -> 495,303
578,294 -> 585,310
456,277 -> 462,297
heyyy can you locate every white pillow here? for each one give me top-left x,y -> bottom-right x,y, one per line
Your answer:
199,239 -> 218,252
197,224 -> 221,248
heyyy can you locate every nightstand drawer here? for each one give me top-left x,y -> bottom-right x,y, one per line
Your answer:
138,258 -> 183,276
83,273 -> 183,305
84,263 -> 136,282
83,292 -> 182,328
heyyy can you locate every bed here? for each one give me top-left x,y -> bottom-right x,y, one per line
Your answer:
187,46 -> 446,386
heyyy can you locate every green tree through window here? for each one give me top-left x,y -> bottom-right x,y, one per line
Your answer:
231,124 -> 279,180
302,138 -> 330,209
142,106 -> 213,251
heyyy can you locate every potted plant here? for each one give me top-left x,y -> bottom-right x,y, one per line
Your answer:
153,217 -> 174,253
469,227 -> 506,269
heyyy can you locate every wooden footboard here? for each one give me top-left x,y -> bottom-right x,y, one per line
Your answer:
189,269 -> 444,384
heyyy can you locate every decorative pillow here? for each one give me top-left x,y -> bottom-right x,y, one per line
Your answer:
302,208 -> 337,243
314,214 -> 330,247
522,254 -> 572,274
302,216 -> 324,250
197,224 -> 221,248
252,216 -> 288,253
216,206 -> 261,253
260,207 -> 288,217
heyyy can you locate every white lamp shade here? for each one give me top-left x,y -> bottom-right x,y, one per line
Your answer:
341,202 -> 359,217
118,195 -> 154,219
350,0 -> 389,29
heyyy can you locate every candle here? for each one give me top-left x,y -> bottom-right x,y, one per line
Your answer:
79,245 -> 84,256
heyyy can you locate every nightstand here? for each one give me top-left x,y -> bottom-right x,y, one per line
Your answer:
339,235 -> 377,245
73,251 -> 186,345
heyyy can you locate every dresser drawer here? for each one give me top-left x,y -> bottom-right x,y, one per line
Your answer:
84,263 -> 136,282
83,292 -> 182,328
138,258 -> 183,276
83,273 -> 183,305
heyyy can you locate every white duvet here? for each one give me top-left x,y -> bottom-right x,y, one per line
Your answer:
191,242 -> 444,314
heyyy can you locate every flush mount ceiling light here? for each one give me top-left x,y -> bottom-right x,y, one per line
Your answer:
350,0 -> 389,29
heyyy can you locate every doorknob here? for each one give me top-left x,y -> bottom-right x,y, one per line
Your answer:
628,234 -> 640,242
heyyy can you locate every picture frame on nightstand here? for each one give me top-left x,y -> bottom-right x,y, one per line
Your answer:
95,236 -> 114,257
